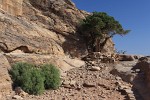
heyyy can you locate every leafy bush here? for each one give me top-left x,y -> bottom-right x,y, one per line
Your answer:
9,62 -> 45,95
9,62 -> 34,87
41,64 -> 61,89
9,62 -> 61,95
21,68 -> 45,95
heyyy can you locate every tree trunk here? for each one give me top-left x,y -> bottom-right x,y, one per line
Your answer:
95,37 -> 100,52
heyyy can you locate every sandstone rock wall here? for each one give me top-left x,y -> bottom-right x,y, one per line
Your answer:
0,0 -> 115,57
102,38 -> 115,54
0,0 -> 116,97
0,0 -> 22,16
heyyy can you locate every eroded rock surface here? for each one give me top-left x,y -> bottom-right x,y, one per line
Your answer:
0,54 -> 12,99
110,61 -> 138,83
0,0 -> 89,57
0,0 -> 118,99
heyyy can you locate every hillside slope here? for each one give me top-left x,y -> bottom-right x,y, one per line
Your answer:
0,0 -> 115,98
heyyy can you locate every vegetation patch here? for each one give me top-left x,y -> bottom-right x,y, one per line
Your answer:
9,62 -> 61,95
41,64 -> 61,89
79,12 -> 130,52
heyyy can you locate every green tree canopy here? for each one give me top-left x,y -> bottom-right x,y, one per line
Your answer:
80,12 -> 130,52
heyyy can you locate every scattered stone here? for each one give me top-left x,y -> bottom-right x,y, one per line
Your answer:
19,91 -> 28,98
62,80 -> 70,86
63,84 -> 72,89
62,80 -> 76,88
15,87 -> 22,95
61,72 -> 67,78
15,87 -> 28,97
12,95 -> 23,99
83,82 -> 96,87
90,66 -> 100,71
76,85 -> 82,91
125,89 -> 133,94
115,76 -> 122,80
135,69 -> 140,73
119,85 -> 130,90
70,80 -> 76,87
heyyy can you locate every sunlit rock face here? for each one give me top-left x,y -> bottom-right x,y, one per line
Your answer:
0,0 -> 23,16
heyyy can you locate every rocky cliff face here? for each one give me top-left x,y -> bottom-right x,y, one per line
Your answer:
0,0 -> 115,98
0,0 -> 114,56
0,0 -> 89,56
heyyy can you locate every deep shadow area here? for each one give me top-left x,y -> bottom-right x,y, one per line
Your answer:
61,31 -> 88,58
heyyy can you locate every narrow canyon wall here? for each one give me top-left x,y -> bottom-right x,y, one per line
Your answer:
0,0 -> 22,16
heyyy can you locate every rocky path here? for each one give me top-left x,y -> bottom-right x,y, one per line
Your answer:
22,64 -> 131,100
4,62 -> 144,100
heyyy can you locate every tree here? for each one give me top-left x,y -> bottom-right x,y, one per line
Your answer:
79,12 -> 130,52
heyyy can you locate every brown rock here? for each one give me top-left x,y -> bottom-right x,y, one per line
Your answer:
101,39 -> 115,54
0,0 -> 23,16
70,80 -> 76,87
19,91 -> 28,98
12,95 -> 23,100
14,87 -> 28,97
90,66 -> 101,71
83,82 -> 96,87
15,87 -> 22,95
0,54 -> 12,95
110,62 -> 137,83
0,0 -> 88,58
0,0 -> 115,58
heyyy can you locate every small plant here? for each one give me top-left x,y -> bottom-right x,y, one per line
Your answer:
41,64 -> 61,89
9,62 -> 61,95
116,49 -> 127,54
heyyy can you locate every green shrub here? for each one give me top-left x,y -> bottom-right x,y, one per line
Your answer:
9,62 -> 61,95
9,62 -> 34,87
41,64 -> 61,89
9,62 -> 45,95
21,68 -> 45,95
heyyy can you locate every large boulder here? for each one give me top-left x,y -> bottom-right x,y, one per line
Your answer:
110,61 -> 137,83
